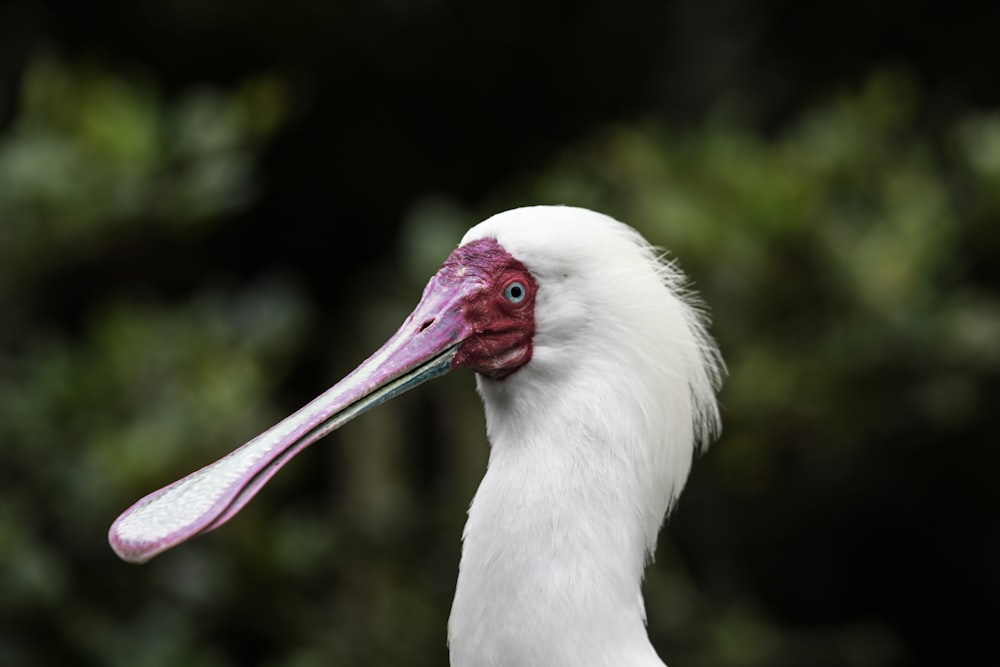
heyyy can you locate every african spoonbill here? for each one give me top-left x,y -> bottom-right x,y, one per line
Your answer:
110,205 -> 724,666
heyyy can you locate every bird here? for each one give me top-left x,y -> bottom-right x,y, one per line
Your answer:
109,205 -> 724,667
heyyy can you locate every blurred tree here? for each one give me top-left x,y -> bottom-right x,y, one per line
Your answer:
1,48 -> 997,667
0,54 -> 306,667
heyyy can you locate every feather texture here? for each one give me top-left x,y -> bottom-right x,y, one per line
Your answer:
448,206 -> 724,667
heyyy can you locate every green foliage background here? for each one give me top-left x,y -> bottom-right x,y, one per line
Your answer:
1,47 -> 997,667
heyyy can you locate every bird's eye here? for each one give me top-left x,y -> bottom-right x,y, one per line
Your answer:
504,281 -> 526,304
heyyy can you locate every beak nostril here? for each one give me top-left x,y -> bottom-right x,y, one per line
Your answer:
418,318 -> 435,333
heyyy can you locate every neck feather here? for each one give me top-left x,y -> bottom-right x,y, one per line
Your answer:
447,365 -> 691,667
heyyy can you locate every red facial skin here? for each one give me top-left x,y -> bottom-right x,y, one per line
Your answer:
438,238 -> 537,380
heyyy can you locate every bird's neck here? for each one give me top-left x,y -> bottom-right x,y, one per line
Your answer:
448,375 -> 675,667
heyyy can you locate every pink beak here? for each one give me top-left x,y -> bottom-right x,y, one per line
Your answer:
109,269 -> 481,563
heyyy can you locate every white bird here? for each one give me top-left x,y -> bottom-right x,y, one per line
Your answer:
109,205 -> 724,667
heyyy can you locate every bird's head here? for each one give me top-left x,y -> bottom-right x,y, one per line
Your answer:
410,235 -> 538,381
109,205 -> 722,563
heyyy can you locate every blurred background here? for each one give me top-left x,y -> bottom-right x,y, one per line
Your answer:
1,1 -> 998,666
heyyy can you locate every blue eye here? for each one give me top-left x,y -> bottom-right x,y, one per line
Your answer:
504,281 -> 526,304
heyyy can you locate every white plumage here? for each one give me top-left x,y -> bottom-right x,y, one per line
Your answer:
449,207 -> 723,666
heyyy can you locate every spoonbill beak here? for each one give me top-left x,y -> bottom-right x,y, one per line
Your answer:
109,271 -> 479,563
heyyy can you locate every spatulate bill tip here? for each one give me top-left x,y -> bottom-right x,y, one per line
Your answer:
108,530 -> 160,564
108,502 -> 207,564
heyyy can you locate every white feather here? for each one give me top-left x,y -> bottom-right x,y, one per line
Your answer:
447,206 -> 724,667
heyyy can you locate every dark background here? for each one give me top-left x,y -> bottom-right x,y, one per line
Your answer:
1,1 -> 997,666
